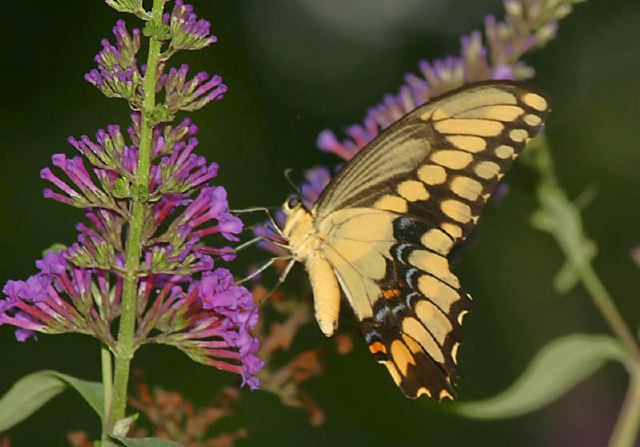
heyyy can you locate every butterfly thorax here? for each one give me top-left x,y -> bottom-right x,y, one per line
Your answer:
282,206 -> 321,262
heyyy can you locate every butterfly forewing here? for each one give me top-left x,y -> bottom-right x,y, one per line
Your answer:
315,81 -> 550,244
304,81 -> 550,399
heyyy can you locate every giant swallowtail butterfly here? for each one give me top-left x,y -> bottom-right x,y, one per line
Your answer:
279,81 -> 550,400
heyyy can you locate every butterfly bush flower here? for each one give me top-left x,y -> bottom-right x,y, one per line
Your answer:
254,0 -> 583,252
317,0 -> 582,160
1,1 -> 263,390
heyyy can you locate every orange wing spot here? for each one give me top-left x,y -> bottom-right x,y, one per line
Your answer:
369,341 -> 387,354
383,289 -> 402,299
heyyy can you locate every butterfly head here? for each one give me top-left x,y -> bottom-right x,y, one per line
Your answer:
282,195 -> 303,214
281,195 -> 316,258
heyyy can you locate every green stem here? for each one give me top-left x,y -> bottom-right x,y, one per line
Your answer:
528,139 -> 640,447
574,261 -> 640,447
575,263 -> 640,363
610,371 -> 640,447
100,344 -> 113,445
107,0 -> 167,435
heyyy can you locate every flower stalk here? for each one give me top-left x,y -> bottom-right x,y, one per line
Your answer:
110,0 -> 168,432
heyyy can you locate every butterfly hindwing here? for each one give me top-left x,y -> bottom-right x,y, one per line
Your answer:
366,219 -> 470,399
320,209 -> 470,399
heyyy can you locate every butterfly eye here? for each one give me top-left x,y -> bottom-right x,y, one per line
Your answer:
287,197 -> 301,209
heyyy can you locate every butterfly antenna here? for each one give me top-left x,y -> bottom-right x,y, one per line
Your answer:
284,168 -> 303,196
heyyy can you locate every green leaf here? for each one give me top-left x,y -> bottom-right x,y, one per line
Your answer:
54,372 -> 105,419
0,371 -> 66,431
111,436 -> 183,447
455,334 -> 627,419
0,370 -> 104,431
553,260 -> 580,294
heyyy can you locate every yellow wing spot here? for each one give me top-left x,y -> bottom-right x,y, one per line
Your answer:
457,310 -> 469,325
379,360 -> 403,385
451,176 -> 483,201
369,341 -> 387,354
446,135 -> 486,153
441,199 -> 472,223
456,104 -> 524,121
523,113 -> 542,126
435,118 -> 504,137
374,195 -> 408,213
416,387 -> 432,398
495,144 -> 515,159
522,92 -> 548,111
418,275 -> 459,311
451,342 -> 460,364
420,229 -> 453,255
431,150 -> 473,170
439,390 -> 454,401
417,164 -> 447,185
397,180 -> 429,201
441,222 -> 463,239
474,161 -> 500,179
509,128 -> 529,142
409,250 -> 459,288
431,109 -> 450,120
391,339 -> 417,375
402,318 -> 444,363
414,300 -> 453,345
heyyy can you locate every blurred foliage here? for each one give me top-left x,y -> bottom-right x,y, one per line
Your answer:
1,0 -> 640,446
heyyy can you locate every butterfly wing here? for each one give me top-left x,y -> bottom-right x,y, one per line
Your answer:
315,81 -> 549,242
313,81 -> 550,399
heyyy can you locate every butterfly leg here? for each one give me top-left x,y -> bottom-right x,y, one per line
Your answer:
234,235 -> 289,252
236,255 -> 292,285
256,258 -> 298,305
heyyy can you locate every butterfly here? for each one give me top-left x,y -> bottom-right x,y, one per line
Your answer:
278,81 -> 550,400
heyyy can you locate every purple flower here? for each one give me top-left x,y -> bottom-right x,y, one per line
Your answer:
164,1 -> 218,51
152,136 -> 220,195
5,0 -> 273,391
1,253 -> 96,341
85,20 -> 142,103
1,249 -> 263,387
5,88 -> 260,387
41,154 -> 118,211
158,64 -> 227,113
317,0 -> 579,160
134,269 -> 262,388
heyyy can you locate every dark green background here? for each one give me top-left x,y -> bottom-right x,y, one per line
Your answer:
1,1 -> 639,446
